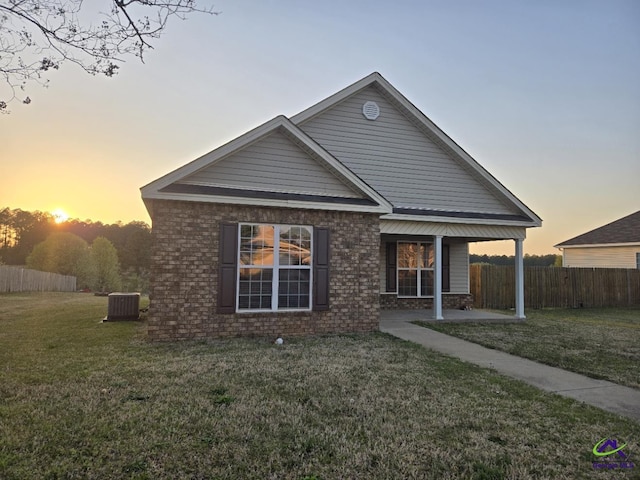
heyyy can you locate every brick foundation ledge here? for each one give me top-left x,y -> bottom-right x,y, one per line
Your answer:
380,294 -> 474,310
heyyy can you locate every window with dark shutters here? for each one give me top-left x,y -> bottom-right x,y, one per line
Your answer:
217,223 -> 238,313
313,227 -> 330,311
393,240 -> 450,297
237,224 -> 312,311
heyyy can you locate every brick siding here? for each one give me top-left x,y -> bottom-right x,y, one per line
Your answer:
380,293 -> 474,310
147,200 -> 380,341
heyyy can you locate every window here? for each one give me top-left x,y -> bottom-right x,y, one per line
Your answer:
237,224 -> 312,311
397,242 -> 434,297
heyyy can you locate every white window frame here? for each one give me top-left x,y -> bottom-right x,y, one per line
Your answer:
397,241 -> 434,298
236,223 -> 313,313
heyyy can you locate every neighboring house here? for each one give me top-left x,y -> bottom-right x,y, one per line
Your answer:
141,72 -> 541,341
555,210 -> 640,268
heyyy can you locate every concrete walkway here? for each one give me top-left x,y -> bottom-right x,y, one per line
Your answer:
380,312 -> 640,423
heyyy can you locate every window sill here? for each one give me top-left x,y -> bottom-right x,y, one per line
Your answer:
236,308 -> 313,314
397,295 -> 434,299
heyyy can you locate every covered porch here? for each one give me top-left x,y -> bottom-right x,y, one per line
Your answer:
380,218 -> 529,320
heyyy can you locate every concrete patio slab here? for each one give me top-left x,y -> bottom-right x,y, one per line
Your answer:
380,313 -> 640,423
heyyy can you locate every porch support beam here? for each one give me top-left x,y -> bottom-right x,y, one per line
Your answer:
433,235 -> 444,320
515,238 -> 525,319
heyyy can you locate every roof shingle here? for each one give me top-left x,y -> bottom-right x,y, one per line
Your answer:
555,210 -> 640,247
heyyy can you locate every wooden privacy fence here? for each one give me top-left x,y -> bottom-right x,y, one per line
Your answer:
470,265 -> 640,309
0,266 -> 76,293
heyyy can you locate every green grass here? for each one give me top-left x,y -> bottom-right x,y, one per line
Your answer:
1,293 -> 639,479
415,307 -> 640,389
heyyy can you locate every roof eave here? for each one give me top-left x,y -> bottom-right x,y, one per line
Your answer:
382,212 -> 541,228
555,241 -> 640,249
141,191 -> 390,214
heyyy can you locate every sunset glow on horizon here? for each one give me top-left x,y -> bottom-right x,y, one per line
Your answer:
51,209 -> 70,224
2,1 -> 638,254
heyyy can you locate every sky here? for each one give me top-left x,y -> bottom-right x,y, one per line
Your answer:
1,0 -> 639,255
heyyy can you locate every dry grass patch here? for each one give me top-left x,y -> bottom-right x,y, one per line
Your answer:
416,307 -> 640,389
1,293 -> 638,479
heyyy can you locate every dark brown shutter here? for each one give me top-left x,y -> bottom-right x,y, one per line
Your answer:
385,242 -> 397,292
442,244 -> 450,293
313,227 -> 330,311
217,223 -> 238,314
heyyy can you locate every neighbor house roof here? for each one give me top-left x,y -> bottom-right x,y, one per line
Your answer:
555,210 -> 640,248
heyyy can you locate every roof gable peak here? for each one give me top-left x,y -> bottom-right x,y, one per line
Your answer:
291,72 -> 389,124
292,72 -> 541,226
141,114 -> 391,214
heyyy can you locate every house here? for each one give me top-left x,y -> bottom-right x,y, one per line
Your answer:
141,72 -> 541,341
555,210 -> 640,268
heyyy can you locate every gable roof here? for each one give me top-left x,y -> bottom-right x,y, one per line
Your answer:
141,72 -> 541,227
177,129 -> 362,199
292,72 -> 541,227
555,210 -> 640,247
141,115 -> 392,214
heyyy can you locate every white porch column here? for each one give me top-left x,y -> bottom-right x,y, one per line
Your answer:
433,235 -> 444,320
515,238 -> 526,319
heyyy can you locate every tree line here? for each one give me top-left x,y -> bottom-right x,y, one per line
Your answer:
0,208 -> 151,292
470,253 -> 561,267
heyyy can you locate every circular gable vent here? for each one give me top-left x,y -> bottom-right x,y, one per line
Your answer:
362,101 -> 380,120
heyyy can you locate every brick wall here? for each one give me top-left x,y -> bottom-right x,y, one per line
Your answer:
380,293 -> 474,310
147,200 -> 380,341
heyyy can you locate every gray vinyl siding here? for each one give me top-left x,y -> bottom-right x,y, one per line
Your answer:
180,130 -> 361,198
563,245 -> 640,268
449,243 -> 469,293
299,86 -> 517,214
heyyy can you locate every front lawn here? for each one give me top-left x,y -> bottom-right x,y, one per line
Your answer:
1,293 -> 638,479
416,307 -> 640,389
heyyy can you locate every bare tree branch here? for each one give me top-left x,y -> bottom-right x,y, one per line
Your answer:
0,0 -> 219,113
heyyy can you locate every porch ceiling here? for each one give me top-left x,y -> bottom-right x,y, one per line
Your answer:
380,219 -> 526,240
381,233 -> 517,244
